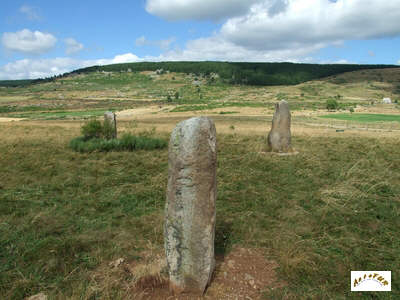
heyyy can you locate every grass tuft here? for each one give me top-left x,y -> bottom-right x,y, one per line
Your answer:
69,133 -> 167,153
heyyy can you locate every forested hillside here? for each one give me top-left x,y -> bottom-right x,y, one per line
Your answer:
72,62 -> 398,85
0,79 -> 38,87
1,61 -> 398,87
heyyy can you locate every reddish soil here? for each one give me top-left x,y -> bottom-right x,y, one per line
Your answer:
130,246 -> 286,300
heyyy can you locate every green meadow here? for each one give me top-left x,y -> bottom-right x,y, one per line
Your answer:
1,123 -> 399,299
6,109 -> 113,120
1,65 -> 400,299
321,113 -> 400,123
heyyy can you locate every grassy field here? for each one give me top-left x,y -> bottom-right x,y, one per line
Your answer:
0,121 -> 399,299
6,109 -> 114,120
321,113 -> 400,123
1,67 -> 400,299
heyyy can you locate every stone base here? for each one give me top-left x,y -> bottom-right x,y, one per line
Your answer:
168,281 -> 208,296
169,282 -> 185,295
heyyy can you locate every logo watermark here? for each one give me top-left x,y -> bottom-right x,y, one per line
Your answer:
351,271 -> 391,292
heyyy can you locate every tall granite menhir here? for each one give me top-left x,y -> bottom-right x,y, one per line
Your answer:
103,111 -> 117,139
267,100 -> 292,152
165,116 -> 217,294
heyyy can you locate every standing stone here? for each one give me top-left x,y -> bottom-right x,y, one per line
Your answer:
165,116 -> 217,294
103,111 -> 117,139
267,100 -> 292,152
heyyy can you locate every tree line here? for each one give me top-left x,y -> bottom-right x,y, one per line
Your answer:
1,61 -> 398,87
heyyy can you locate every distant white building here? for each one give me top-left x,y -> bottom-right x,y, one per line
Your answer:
192,80 -> 202,86
382,97 -> 392,104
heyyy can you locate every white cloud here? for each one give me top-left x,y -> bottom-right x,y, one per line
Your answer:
19,5 -> 42,21
220,0 -> 400,52
319,58 -> 355,64
150,35 -> 320,62
64,38 -> 84,55
146,0 -> 260,21
0,53 -> 142,80
92,53 -> 141,65
135,36 -> 175,50
145,0 -> 400,62
1,29 -> 57,55
135,36 -> 146,46
0,58 -> 80,80
333,59 -> 351,64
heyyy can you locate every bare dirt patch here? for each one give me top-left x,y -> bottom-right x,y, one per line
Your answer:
117,106 -> 169,118
123,246 -> 285,300
0,117 -> 25,122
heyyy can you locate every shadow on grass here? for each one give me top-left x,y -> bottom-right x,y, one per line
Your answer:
215,219 -> 234,257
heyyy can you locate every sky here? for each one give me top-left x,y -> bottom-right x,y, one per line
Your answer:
1,0 -> 400,80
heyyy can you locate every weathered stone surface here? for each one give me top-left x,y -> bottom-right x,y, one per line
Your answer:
165,116 -> 217,294
267,100 -> 292,152
104,111 -> 117,139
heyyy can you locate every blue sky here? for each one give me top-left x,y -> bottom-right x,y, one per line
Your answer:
1,0 -> 400,79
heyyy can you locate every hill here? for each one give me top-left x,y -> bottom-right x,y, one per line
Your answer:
1,61 -> 398,88
0,79 -> 39,88
69,61 -> 399,86
1,67 -> 400,121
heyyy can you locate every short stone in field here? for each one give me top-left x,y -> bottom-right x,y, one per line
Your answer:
165,116 -> 217,294
267,100 -> 292,153
104,111 -> 117,139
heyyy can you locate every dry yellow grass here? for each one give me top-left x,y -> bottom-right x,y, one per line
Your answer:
0,117 -> 25,122
1,67 -> 400,299
1,114 -> 400,299
2,106 -> 400,142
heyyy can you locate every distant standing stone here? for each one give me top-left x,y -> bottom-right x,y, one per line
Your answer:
267,100 -> 292,152
165,116 -> 217,294
104,111 -> 117,139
